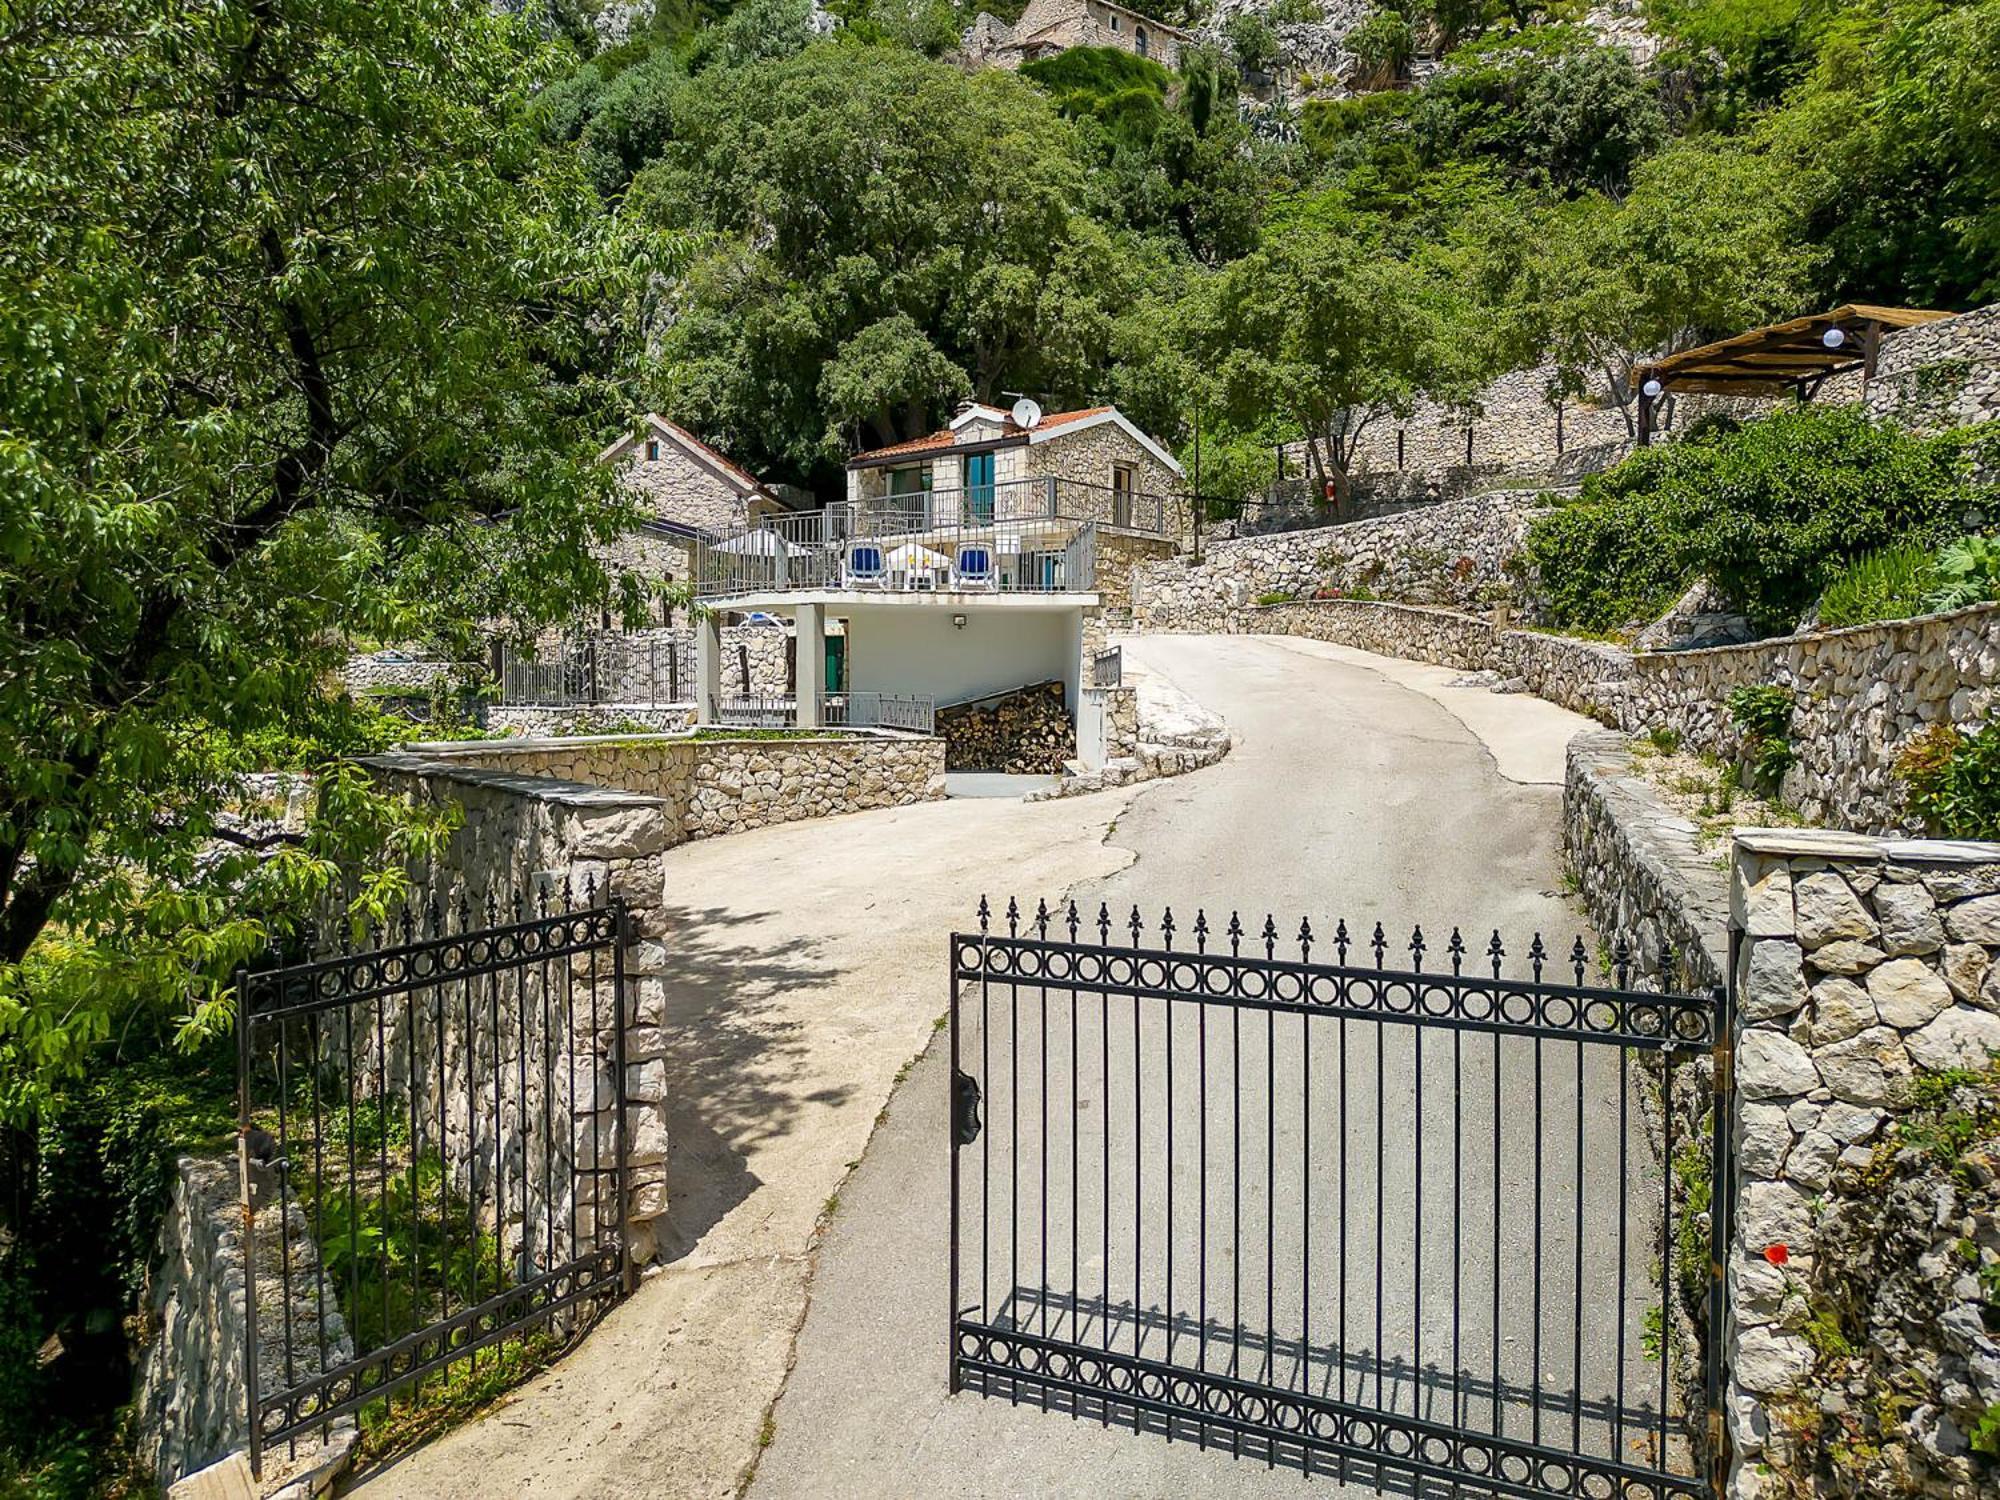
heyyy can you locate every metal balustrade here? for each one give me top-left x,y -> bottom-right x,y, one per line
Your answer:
715,692 -> 936,734
696,477 -> 1173,599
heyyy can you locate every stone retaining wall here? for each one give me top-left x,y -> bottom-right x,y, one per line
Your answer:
1133,491 -> 1545,630
132,1156 -> 356,1493
1145,591 -> 2000,836
1724,829 -> 2000,1500
362,753 -> 679,1261
485,704 -> 697,738
1563,732 -> 1730,991
1276,303 -> 2000,495
340,651 -> 469,697
399,729 -> 945,844
1623,602 -> 2000,832
1248,597 -> 1638,721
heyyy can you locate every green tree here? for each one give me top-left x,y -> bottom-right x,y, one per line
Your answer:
0,0 -> 643,1101
629,44 -> 1165,481
1520,133 -> 1821,432
1189,225 -> 1492,510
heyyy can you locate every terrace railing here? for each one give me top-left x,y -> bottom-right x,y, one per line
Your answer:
497,636 -> 683,708
696,476 -> 1174,599
715,691 -> 936,734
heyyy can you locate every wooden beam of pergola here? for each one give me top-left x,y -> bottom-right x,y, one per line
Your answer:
1634,304 -> 1952,399
1628,303 -> 1953,441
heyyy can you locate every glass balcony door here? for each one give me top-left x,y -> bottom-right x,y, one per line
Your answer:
966,452 -> 996,523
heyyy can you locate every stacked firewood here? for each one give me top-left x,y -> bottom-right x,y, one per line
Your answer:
939,680 -> 1074,773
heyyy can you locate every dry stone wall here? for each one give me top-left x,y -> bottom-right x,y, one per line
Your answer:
132,1156 -> 356,1493
1134,491 -> 1545,629
401,730 -> 946,845
1277,303 -> 2000,498
364,753 -> 679,1261
1141,587 -> 2000,837
1624,602 -> 2000,833
1241,597 -> 1637,720
1724,829 -> 2000,1500
1564,732 -> 1730,991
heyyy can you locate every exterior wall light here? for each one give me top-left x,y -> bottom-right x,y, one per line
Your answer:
1822,326 -> 1847,349
952,614 -> 967,630
1641,378 -> 1664,399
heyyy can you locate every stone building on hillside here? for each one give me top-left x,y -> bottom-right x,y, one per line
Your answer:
593,413 -> 800,621
965,0 -> 1190,70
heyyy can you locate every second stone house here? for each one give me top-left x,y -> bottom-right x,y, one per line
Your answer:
965,0 -> 1190,70
593,413 -> 801,621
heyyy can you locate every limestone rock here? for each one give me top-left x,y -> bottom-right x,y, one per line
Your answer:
1942,941 -> 1991,1003
1739,1179 -> 1814,1254
1808,976 -> 1877,1046
1807,939 -> 1887,976
1867,957 -> 1953,1028
1942,893 -> 2000,944
566,803 -> 670,861
1813,1025 -> 1914,1106
1905,1004 -> 2000,1072
1874,882 -> 1944,955
1739,1102 -> 1794,1177
1741,939 -> 1807,1021
1795,872 -> 1878,947
1739,1028 -> 1821,1099
1786,1130 -> 1841,1192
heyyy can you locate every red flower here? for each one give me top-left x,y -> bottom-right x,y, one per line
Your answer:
1764,1243 -> 1789,1267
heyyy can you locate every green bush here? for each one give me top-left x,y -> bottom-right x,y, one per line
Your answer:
1899,720 -> 2000,839
1817,543 -> 1940,627
1525,406 -> 1982,635
1727,684 -> 1796,793
1925,535 -> 2000,613
1020,46 -> 1171,147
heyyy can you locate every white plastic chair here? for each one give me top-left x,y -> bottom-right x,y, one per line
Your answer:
844,543 -> 887,589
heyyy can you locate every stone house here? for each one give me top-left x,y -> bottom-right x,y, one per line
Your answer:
845,401 -> 1189,541
965,0 -> 1189,70
594,413 -> 796,624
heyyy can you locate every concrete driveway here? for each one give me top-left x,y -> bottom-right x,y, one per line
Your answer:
747,635 -> 1655,1500
352,784 -> 1144,1500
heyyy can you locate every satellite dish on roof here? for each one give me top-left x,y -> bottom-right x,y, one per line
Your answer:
1011,397 -> 1043,430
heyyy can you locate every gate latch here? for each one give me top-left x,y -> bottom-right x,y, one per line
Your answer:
952,1070 -> 983,1146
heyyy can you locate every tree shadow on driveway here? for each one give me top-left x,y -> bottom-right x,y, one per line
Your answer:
644,899 -> 853,1264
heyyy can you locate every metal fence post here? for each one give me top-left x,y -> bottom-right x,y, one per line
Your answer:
1708,936 -> 1739,1500
611,898 -> 636,1296
235,964 -> 262,1480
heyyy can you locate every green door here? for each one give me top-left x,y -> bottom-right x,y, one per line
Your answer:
824,634 -> 846,693
966,452 -> 995,521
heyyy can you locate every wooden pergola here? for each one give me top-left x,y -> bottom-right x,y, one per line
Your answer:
1631,304 -> 1953,444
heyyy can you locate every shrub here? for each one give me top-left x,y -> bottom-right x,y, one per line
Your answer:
1727,684 -> 1796,793
1525,406 -> 1981,635
1817,543 -> 1940,628
1925,535 -> 2000,613
1899,720 -> 2000,839
1254,589 -> 1299,606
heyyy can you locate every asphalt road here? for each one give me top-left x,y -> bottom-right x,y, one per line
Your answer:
750,635 -> 1688,1499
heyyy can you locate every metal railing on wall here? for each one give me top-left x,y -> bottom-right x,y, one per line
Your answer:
497,637 -> 682,709
696,475 -> 1172,598
1092,645 -> 1123,688
713,692 -> 936,734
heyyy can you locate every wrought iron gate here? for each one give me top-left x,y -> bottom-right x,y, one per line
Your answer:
234,886 -> 637,1474
948,899 -> 1730,1499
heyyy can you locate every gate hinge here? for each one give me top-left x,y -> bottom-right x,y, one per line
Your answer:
952,1070 -> 982,1147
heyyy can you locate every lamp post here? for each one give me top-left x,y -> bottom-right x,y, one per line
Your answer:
1637,376 -> 1663,447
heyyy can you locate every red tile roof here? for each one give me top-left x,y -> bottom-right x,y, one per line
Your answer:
847,405 -> 1115,466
